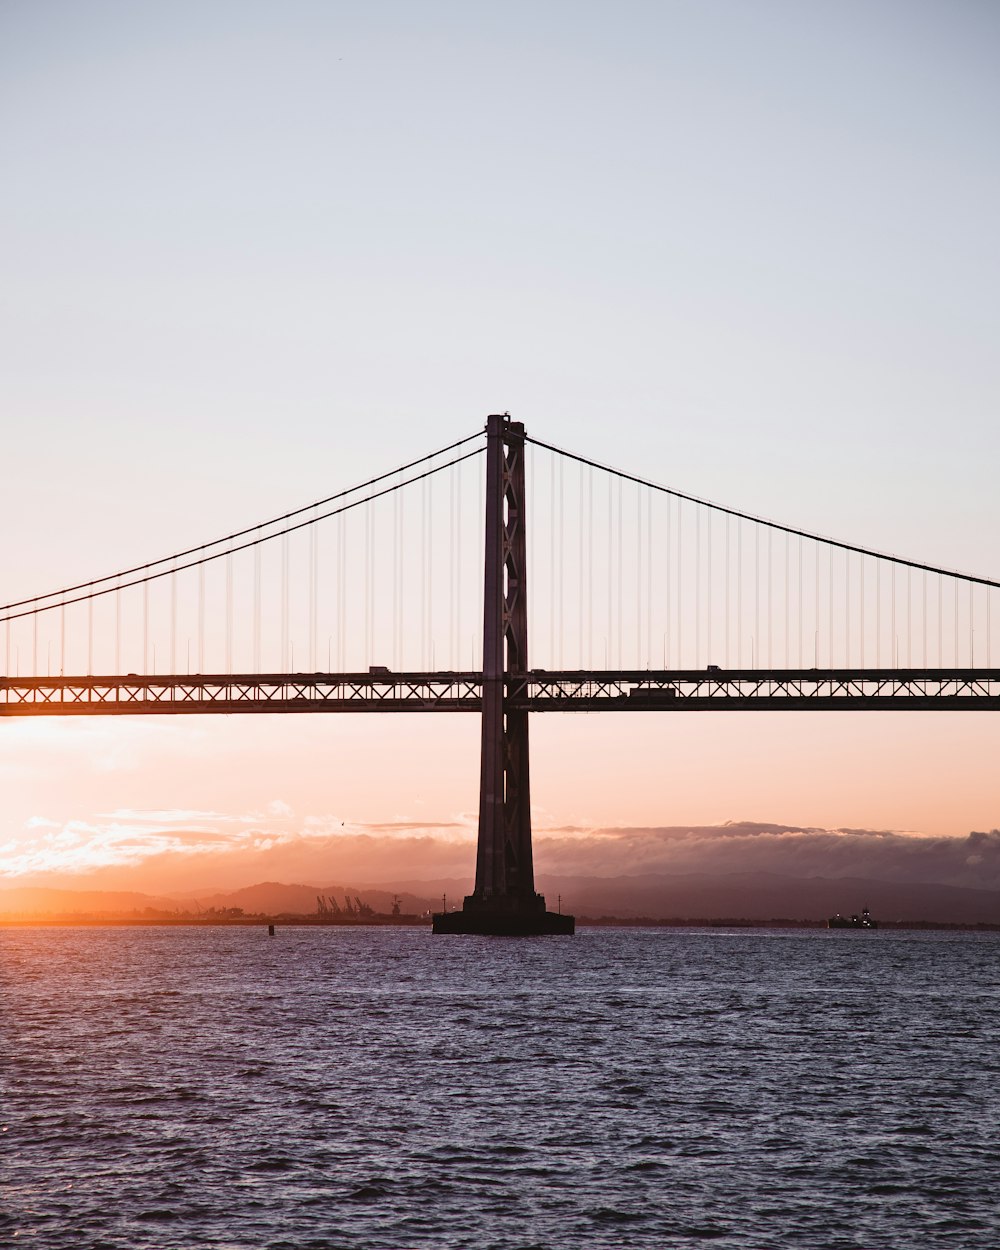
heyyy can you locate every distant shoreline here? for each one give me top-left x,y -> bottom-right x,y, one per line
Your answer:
2,916 -> 998,932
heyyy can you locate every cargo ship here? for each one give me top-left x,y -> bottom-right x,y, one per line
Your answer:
828,907 -> 878,929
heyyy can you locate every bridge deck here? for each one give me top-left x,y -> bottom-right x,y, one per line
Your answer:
2,669 -> 999,715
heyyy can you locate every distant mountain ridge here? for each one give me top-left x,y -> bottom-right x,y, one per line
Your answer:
0,887 -> 185,918
185,881 -> 433,917
0,881 -> 437,919
533,870 -> 1000,924
2,870 -> 999,923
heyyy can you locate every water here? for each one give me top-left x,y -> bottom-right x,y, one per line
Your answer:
3,925 -> 999,1249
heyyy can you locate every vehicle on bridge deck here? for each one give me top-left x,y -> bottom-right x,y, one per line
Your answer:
628,684 -> 678,702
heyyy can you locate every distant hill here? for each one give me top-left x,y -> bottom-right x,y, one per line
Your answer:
0,887 -> 186,919
0,881 -> 439,920
4,870 -> 998,924
534,870 -> 1000,924
184,881 -> 436,917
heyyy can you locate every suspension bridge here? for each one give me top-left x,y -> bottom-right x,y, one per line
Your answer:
3,415 -> 999,933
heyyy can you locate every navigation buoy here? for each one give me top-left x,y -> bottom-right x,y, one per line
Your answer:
267,923 -> 275,937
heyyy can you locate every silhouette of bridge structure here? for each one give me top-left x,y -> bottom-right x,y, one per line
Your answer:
4,415 -> 999,933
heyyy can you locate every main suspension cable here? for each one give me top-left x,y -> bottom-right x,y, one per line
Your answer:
525,434 -> 1000,590
3,429 -> 483,614
2,447 -> 484,623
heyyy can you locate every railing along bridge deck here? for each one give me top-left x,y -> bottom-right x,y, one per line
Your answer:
3,666 -> 998,715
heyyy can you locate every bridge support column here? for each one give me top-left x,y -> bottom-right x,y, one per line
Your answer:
434,415 -> 573,936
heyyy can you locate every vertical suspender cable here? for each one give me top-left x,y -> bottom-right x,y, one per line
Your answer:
606,472 -> 612,668
339,518 -> 346,671
171,562 -> 177,674
876,561 -> 881,667
616,475 -> 623,668
113,580 -> 120,672
707,509 -> 713,666
143,582 -> 149,675
754,527 -> 759,669
890,565 -> 896,666
371,499 -> 376,668
393,483 -> 399,670
314,518 -> 320,674
813,541 -> 819,666
309,514 -> 318,671
279,536 -> 286,671
364,501 -> 371,669
670,502 -> 680,670
937,573 -> 943,667
60,601 -> 65,676
335,520 -> 343,672
665,495 -> 672,668
767,528 -> 772,668
449,464 -> 455,669
845,551 -> 850,669
420,476 -> 427,669
636,483 -> 642,666
784,531 -> 789,668
579,464 -> 585,669
87,596 -> 93,676
737,518 -> 742,669
254,542 -> 261,673
281,533 -> 289,672
398,478 -> 405,670
226,553 -> 234,673
922,572 -> 927,668
198,565 -> 206,672
456,464 -> 462,671
725,514 -> 731,668
797,535 -> 803,668
970,583 -> 974,666
859,556 -> 865,668
695,506 -> 701,668
427,468 -> 433,671
559,455 -> 565,667
906,568 -> 912,667
646,486 -> 652,669
588,466 -> 594,667
827,544 -> 834,668
551,453 -> 557,668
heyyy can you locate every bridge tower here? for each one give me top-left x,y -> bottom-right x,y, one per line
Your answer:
433,414 -> 574,935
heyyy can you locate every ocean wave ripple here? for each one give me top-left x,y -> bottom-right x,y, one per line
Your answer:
2,925 -> 999,1249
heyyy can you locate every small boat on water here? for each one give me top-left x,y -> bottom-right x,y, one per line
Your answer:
828,907 -> 878,930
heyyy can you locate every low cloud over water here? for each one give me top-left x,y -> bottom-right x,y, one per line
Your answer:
534,822 -> 1000,892
3,806 -> 999,896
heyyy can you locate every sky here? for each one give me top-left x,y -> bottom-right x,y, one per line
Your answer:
1,0 -> 999,892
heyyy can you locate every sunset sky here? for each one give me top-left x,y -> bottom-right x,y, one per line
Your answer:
2,1 -> 998,893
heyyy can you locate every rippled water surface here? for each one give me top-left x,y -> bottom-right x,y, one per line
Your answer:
3,925 -> 1000,1248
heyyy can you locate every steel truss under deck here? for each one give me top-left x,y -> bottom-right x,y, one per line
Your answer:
3,668 -> 998,715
